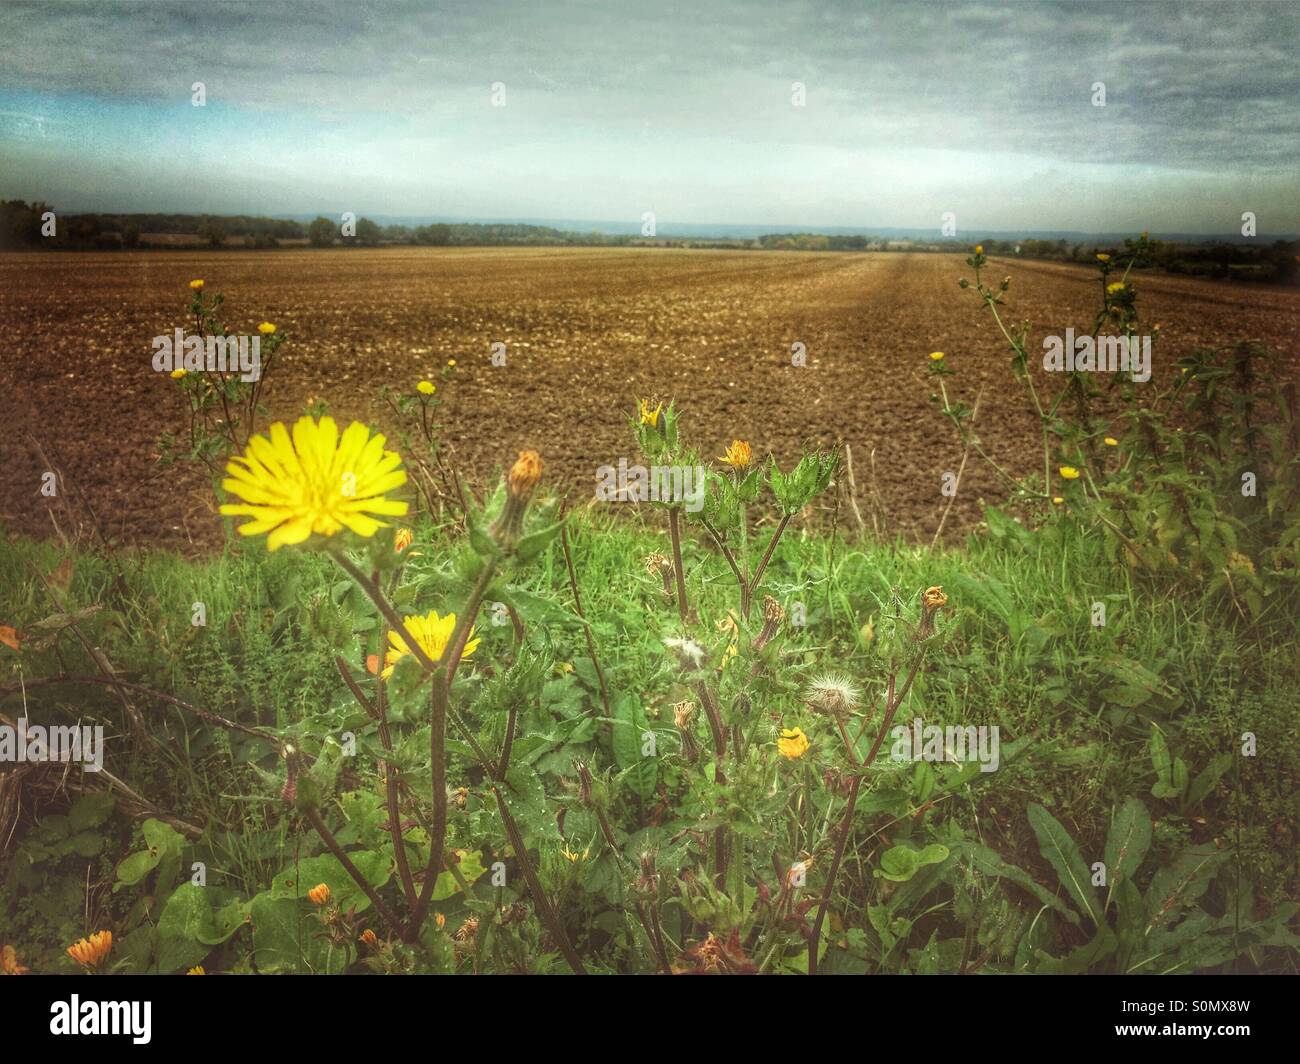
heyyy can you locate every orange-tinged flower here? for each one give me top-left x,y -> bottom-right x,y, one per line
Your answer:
383,609 -> 479,678
777,727 -> 810,759
921,586 -> 949,612
189,279 -> 204,290
307,883 -> 331,906
719,439 -> 752,468
359,929 -> 378,948
507,450 -> 542,499
219,416 -> 408,551
67,930 -> 112,968
1,944 -> 30,975
394,527 -> 414,553
435,913 -> 446,930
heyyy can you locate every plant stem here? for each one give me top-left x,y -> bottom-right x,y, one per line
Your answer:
304,805 -> 403,934
493,785 -> 587,974
668,506 -> 690,625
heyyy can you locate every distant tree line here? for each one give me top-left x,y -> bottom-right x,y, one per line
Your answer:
1,199 -> 1294,282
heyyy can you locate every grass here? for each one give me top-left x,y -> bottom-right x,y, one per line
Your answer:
2,496 -> 1296,974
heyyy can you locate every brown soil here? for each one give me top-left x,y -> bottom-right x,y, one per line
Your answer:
1,248 -> 1297,553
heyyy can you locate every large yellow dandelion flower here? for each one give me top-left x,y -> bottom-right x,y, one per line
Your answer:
777,727 -> 810,760
719,439 -> 752,468
67,930 -> 113,968
1106,282 -> 1126,295
417,380 -> 435,395
1059,465 -> 1081,480
219,416 -> 407,551
382,609 -> 480,678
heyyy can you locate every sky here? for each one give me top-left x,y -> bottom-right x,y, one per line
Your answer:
1,0 -> 1296,235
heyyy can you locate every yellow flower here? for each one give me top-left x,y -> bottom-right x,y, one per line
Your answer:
257,322 -> 276,335
189,279 -> 204,290
1052,496 -> 1064,505
394,527 -> 414,553
974,245 -> 983,255
929,351 -> 945,361
447,359 -> 457,367
1106,282 -> 1125,295
417,380 -> 435,395
170,368 -> 187,380
560,842 -> 590,863
1096,253 -> 1110,263
307,883 -> 331,906
1,944 -> 30,975
67,930 -> 113,968
187,966 -> 205,975
1103,437 -> 1118,447
382,609 -> 479,678
219,416 -> 408,551
1059,465 -> 1080,480
777,727 -> 810,759
719,439 -> 752,468
639,398 -> 663,426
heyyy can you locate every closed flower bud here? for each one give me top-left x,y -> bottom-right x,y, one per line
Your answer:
308,883 -> 331,906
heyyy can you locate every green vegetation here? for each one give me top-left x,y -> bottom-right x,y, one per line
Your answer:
1,239 -> 1295,977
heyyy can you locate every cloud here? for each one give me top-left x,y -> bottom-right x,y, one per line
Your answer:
0,0 -> 1294,229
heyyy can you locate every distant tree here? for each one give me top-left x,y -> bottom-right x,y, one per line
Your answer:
355,217 -> 382,245
416,223 -> 452,246
197,217 -> 226,248
122,223 -> 141,248
308,216 -> 336,247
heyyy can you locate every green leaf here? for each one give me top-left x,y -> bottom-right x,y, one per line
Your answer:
954,842 -> 1080,926
249,892 -> 350,975
1027,803 -> 1101,926
611,692 -> 658,799
268,852 -> 391,914
1145,846 -> 1226,932
67,792 -> 115,831
875,843 -> 948,882
1103,797 -> 1152,908
156,883 -> 216,973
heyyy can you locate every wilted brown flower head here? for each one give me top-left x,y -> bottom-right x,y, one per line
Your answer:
753,595 -> 787,651
922,586 -> 949,612
673,700 -> 697,729
918,585 -> 949,639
